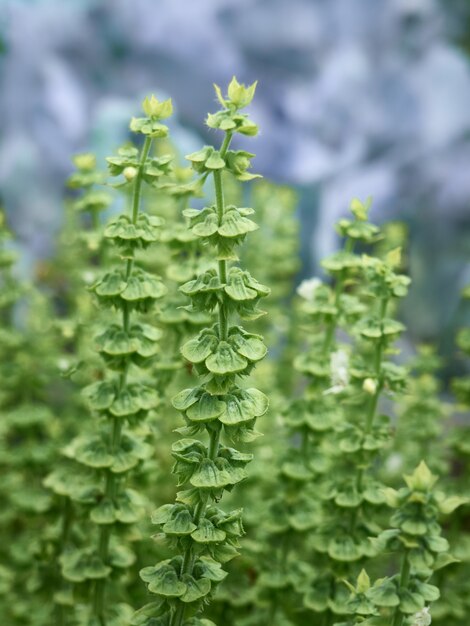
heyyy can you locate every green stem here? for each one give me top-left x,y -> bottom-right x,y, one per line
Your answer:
322,237 -> 353,353
351,297 -> 388,529
91,135 -> 152,624
55,497 -> 74,626
219,132 -> 233,158
171,133 -> 232,626
391,552 -> 410,626
132,136 -> 153,223
364,296 -> 388,434
214,140 -> 230,342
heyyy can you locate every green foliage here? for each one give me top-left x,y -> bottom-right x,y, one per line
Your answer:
49,96 -> 174,625
134,78 -> 269,626
339,462 -> 462,626
0,82 -> 468,626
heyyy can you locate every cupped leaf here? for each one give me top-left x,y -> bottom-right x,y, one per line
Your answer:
205,341 -> 248,375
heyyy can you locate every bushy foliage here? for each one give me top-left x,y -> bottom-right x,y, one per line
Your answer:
0,79 -> 469,626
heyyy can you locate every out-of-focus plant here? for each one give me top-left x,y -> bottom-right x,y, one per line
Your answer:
430,286 -> 470,626
385,345 -> 449,482
338,462 -> 464,626
0,211 -> 60,625
302,218 -> 410,624
42,152 -> 114,624
51,95 -> 173,625
205,177 -> 300,626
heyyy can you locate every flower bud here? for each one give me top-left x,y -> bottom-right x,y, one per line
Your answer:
296,277 -> 322,301
142,95 -> 173,119
123,166 -> 138,182
227,76 -> 257,109
73,153 -> 96,171
404,461 -> 438,492
363,378 -> 377,395
356,569 -> 371,593
350,196 -> 371,221
412,607 -> 431,626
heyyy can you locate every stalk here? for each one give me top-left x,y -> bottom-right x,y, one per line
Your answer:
92,135 -> 154,624
52,95 -> 172,626
136,77 -> 268,626
391,552 -> 410,626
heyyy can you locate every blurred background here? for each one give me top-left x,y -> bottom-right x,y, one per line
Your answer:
1,0 -> 470,361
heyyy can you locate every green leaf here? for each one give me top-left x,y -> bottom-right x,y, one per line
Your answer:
60,549 -> 111,582
180,575 -> 211,603
211,542 -> 240,563
191,518 -> 226,543
368,579 -> 399,607
172,388 -> 201,412
195,556 -> 227,582
151,504 -> 174,525
182,332 -> 218,364
90,497 -> 116,525
218,207 -> 258,238
398,589 -> 424,614
414,581 -> 440,602
225,274 -> 258,301
121,271 -> 166,303
129,116 -> 169,138
83,381 -> 116,411
140,563 -> 186,597
231,331 -> 267,361
74,436 -> 114,469
328,536 -> 362,562
95,271 -> 126,297
186,392 -> 226,422
109,543 -> 136,569
190,459 -> 233,489
205,151 -> 225,170
192,208 -> 219,237
425,535 -> 449,553
111,434 -> 152,473
438,495 -> 468,515
218,394 -> 252,426
110,387 -> 141,417
205,341 -> 248,374
163,508 -> 196,536
96,326 -> 137,356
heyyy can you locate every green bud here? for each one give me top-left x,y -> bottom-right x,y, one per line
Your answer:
214,77 -> 257,110
363,378 -> 377,395
225,150 -> 261,181
404,461 -> 438,492
350,196 -> 372,221
237,119 -> 259,136
73,153 -> 96,171
123,166 -> 138,182
227,76 -> 257,108
386,247 -> 402,269
356,569 -> 371,593
142,95 -> 173,119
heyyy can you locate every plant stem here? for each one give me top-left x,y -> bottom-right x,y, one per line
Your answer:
214,133 -> 232,341
132,136 -> 152,223
391,552 -> 410,626
322,237 -> 353,352
350,296 -> 389,534
91,135 -> 153,624
56,497 -> 74,626
170,133 -> 231,626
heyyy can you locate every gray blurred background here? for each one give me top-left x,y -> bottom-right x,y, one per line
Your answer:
1,0 -> 470,358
